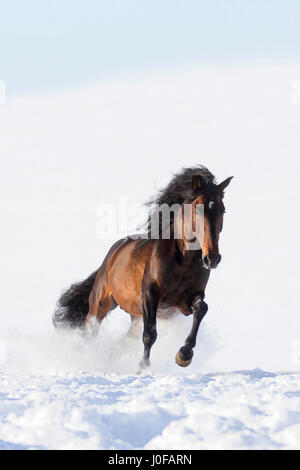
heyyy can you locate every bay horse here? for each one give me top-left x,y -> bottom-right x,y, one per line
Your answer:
53,166 -> 233,370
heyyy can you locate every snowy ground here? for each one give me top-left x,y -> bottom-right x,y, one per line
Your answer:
1,318 -> 300,450
1,368 -> 300,450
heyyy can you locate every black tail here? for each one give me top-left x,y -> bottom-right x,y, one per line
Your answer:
53,270 -> 98,329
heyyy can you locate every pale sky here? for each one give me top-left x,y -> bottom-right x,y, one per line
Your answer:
1,0 -> 300,95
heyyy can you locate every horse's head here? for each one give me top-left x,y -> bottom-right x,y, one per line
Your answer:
178,175 -> 233,268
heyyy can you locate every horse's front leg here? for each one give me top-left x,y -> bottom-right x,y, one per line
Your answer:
176,295 -> 208,367
138,284 -> 159,372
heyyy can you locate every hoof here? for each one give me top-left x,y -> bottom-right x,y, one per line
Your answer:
137,359 -> 150,374
175,349 -> 193,367
136,367 -> 150,375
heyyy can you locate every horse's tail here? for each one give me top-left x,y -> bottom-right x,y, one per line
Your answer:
53,270 -> 98,329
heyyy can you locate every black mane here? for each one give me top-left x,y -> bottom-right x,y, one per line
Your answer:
145,165 -> 220,236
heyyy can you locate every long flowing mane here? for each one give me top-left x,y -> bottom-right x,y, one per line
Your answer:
145,165 -> 219,236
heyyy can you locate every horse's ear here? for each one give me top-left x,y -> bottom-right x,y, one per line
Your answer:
192,175 -> 202,191
218,176 -> 233,192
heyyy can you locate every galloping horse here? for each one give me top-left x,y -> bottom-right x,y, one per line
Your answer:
53,166 -> 233,370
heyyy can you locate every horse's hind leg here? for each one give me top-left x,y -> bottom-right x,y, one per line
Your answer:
85,285 -> 117,330
127,315 -> 143,338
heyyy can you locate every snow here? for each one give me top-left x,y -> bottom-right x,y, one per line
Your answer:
1,63 -> 300,449
1,319 -> 300,449
1,368 -> 300,450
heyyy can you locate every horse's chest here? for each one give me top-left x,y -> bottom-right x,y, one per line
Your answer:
159,263 -> 195,303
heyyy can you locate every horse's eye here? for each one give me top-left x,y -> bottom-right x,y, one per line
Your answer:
208,201 -> 215,210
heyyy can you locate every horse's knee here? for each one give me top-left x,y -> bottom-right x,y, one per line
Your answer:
142,329 -> 157,347
192,297 -> 208,318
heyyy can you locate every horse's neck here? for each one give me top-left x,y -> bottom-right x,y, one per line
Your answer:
173,205 -> 195,256
173,235 -> 201,263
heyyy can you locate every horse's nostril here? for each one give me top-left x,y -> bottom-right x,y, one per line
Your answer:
203,254 -> 221,268
203,255 -> 210,266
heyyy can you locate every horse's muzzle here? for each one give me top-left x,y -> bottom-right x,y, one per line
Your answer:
203,254 -> 221,269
